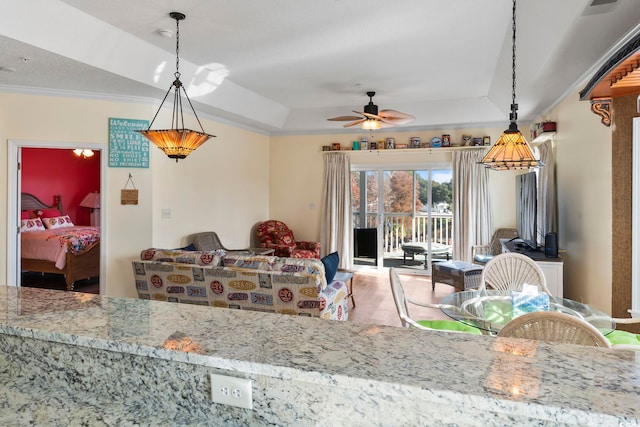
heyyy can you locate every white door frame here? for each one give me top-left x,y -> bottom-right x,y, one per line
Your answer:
6,139 -> 106,294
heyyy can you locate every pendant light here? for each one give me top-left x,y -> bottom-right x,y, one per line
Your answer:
479,0 -> 543,171
137,12 -> 215,162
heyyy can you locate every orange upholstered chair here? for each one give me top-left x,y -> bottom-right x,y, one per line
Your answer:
255,220 -> 321,259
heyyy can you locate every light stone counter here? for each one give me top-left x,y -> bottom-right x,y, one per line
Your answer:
0,286 -> 637,426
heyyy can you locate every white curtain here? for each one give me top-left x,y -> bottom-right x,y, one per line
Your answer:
452,150 -> 492,262
321,152 -> 352,268
537,140 -> 556,236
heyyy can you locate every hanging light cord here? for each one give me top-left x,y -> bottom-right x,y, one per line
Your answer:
144,13 -> 208,134
509,0 -> 518,129
172,15 -> 184,130
175,15 -> 181,82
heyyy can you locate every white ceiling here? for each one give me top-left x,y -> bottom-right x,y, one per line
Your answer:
1,0 -> 639,134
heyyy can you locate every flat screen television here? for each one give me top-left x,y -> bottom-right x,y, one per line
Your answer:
516,172 -> 538,249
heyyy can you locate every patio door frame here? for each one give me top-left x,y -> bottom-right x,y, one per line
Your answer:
351,161 -> 451,274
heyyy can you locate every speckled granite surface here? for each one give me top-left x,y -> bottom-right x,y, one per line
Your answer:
0,285 -> 637,426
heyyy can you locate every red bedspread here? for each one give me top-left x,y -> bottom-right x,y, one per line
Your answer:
21,226 -> 101,270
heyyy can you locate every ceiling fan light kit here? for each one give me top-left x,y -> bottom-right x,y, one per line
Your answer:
327,91 -> 415,130
137,12 -> 215,162
361,118 -> 381,130
480,0 -> 543,171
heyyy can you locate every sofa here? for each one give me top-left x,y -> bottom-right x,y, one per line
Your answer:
132,249 -> 348,320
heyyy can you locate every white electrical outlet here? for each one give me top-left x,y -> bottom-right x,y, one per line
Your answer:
210,374 -> 253,410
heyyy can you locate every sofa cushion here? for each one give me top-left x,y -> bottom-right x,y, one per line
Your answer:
140,248 -> 223,266
321,252 -> 339,283
606,330 -> 640,346
223,254 -> 322,272
223,254 -> 280,271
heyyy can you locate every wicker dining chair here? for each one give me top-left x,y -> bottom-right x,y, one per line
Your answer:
479,252 -> 551,294
497,311 -> 611,347
389,268 -> 482,334
604,309 -> 640,350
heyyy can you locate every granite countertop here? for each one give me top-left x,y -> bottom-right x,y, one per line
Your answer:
0,286 -> 638,426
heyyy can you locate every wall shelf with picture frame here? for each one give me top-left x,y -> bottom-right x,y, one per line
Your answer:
531,131 -> 557,144
321,145 -> 487,155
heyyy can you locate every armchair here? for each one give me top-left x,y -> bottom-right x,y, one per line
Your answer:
255,220 -> 321,259
472,228 -> 518,265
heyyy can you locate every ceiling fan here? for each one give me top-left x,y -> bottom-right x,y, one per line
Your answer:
327,91 -> 415,130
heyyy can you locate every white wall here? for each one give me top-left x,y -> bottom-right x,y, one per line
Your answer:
151,120 -> 270,250
0,93 -> 270,298
540,91 -> 612,312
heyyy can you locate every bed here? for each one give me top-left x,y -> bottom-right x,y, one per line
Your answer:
20,193 -> 100,291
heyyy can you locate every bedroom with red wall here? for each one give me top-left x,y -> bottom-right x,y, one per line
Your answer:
21,148 -> 101,226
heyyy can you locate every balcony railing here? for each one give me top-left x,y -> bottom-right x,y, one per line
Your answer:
353,212 -> 453,254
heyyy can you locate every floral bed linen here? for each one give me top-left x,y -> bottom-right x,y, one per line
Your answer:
21,226 -> 100,270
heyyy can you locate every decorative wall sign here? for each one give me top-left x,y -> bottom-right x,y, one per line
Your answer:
121,173 -> 139,205
109,118 -> 150,168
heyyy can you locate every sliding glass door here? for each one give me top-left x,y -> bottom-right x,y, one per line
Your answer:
352,164 -> 452,274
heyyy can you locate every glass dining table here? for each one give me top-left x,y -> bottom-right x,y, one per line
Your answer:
439,290 -> 616,336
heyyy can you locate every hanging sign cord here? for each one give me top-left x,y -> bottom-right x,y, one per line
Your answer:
124,173 -> 137,189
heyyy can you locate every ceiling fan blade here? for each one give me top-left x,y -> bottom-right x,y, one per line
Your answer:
327,115 -> 363,121
355,111 -> 383,120
379,116 -> 415,126
378,121 -> 396,128
379,109 -> 415,121
343,119 -> 366,128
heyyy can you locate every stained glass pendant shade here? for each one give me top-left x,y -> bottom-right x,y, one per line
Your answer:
479,0 -> 543,171
137,12 -> 215,162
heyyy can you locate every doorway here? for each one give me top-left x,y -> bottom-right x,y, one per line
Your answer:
351,164 -> 453,274
6,139 -> 105,293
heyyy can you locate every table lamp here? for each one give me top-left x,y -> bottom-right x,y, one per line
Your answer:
79,192 -> 100,226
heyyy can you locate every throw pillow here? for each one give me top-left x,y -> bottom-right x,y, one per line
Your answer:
35,208 -> 62,219
321,251 -> 339,284
175,243 -> 197,251
20,218 -> 45,232
42,215 -> 74,229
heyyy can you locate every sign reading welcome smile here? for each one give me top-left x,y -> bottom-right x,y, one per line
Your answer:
108,117 -> 149,168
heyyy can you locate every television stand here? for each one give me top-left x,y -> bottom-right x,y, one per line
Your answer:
500,239 -> 564,297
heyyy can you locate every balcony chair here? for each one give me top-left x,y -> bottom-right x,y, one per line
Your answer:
472,228 -> 518,265
389,268 -> 482,335
255,220 -> 321,259
497,311 -> 611,347
479,252 -> 551,294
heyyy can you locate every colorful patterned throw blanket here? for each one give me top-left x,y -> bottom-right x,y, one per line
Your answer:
21,226 -> 100,269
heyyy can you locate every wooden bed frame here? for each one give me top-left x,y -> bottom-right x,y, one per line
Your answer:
21,193 -> 100,291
